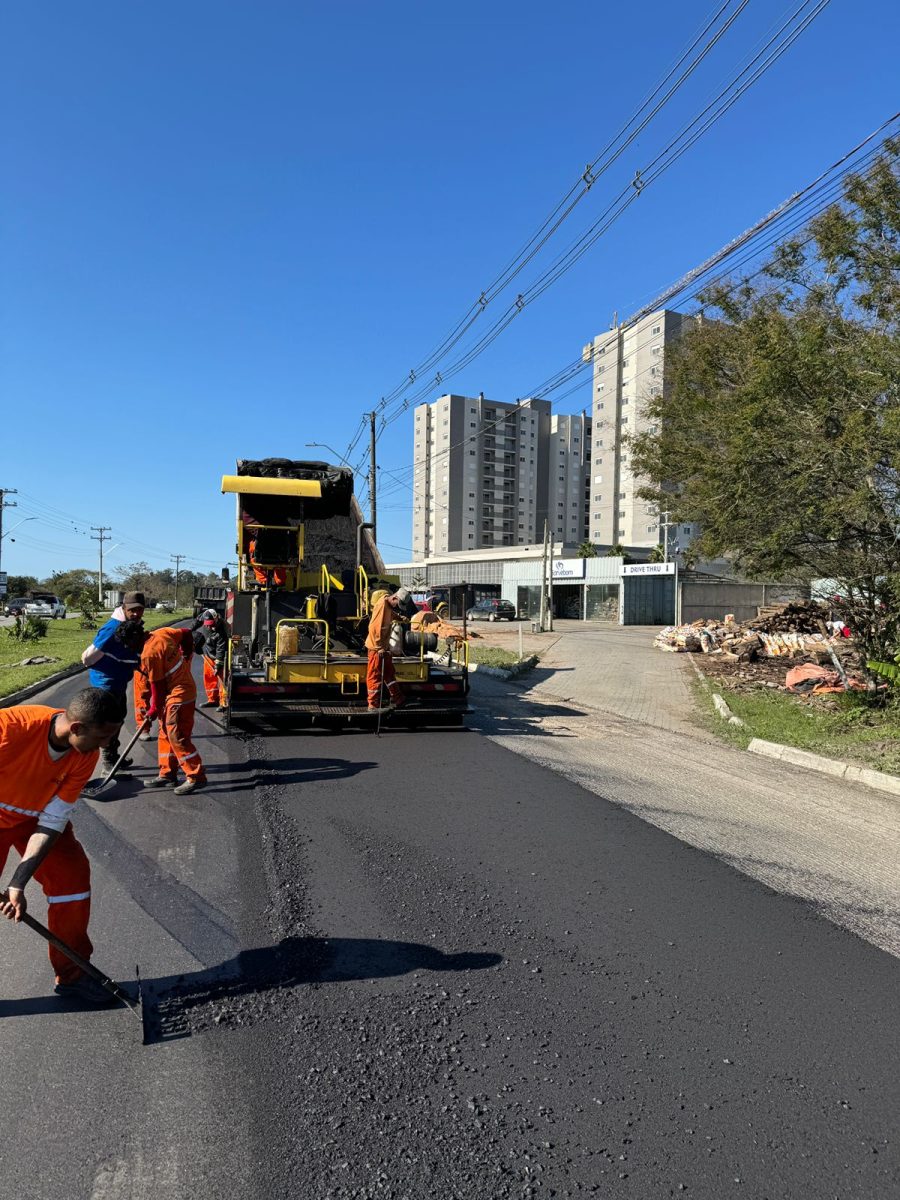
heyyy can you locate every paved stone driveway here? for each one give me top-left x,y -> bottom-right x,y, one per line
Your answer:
482,619 -> 703,737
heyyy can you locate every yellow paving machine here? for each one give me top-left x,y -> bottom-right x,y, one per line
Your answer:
219,458 -> 469,728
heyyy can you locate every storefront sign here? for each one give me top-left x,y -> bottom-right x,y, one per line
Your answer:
621,562 -> 676,576
552,558 -> 586,579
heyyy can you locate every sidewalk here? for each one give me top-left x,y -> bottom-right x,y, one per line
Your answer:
479,620 -> 703,737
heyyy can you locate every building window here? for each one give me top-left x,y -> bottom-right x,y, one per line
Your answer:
618,510 -> 625,518
652,325 -> 661,335
652,345 -> 661,355
594,493 -> 602,501
621,398 -> 629,405
469,450 -> 476,455
470,422 -> 476,428
619,491 -> 626,498
647,524 -> 657,533
622,358 -> 629,368
468,492 -> 474,498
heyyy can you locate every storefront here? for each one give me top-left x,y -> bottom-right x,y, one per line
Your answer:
502,556 -> 622,621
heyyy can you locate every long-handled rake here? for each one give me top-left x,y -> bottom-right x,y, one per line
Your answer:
16,911 -> 148,1039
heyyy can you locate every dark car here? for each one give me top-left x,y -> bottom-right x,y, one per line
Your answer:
466,598 -> 517,622
3,597 -> 29,617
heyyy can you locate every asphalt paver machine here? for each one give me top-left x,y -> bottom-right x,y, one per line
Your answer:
219,458 -> 470,728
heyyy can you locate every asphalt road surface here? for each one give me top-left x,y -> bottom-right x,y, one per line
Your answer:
1,668 -> 898,1199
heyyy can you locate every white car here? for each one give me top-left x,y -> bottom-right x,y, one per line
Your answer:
24,595 -> 67,619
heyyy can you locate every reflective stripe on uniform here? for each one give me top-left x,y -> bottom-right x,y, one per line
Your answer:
47,891 -> 91,904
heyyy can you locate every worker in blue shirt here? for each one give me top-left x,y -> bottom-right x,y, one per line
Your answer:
81,591 -> 146,770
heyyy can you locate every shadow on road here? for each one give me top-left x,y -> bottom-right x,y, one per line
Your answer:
135,935 -> 502,1043
472,681 -> 587,739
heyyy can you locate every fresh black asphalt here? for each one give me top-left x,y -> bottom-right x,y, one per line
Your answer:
1,670 -> 898,1198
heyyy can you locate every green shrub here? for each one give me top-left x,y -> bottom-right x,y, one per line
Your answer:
7,615 -> 49,643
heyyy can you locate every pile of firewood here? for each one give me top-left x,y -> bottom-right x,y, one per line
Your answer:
654,600 -> 842,660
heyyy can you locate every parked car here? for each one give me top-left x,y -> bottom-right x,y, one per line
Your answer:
155,601 -> 175,613
24,594 -> 66,619
3,596 -> 29,617
466,598 -> 517,622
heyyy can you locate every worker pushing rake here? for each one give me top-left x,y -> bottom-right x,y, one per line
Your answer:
0,689 -> 143,1030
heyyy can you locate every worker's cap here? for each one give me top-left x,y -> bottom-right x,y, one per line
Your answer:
393,587 -> 411,603
202,608 -> 218,621
123,591 -> 146,608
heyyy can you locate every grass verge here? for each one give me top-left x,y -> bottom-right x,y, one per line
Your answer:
0,611 -> 192,700
692,676 -> 900,775
468,644 -> 523,669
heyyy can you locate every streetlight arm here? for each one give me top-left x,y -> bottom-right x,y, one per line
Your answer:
0,517 -> 37,540
304,442 -> 356,471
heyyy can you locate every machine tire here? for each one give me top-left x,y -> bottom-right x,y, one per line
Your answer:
488,612 -> 497,622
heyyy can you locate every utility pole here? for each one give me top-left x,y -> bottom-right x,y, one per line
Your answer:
171,554 -> 185,610
0,488 -> 18,580
539,518 -> 549,631
368,411 -> 377,543
91,525 -> 111,603
548,527 -> 555,632
660,509 -> 673,563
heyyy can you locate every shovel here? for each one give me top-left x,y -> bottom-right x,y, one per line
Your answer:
18,910 -> 145,1035
84,718 -> 151,797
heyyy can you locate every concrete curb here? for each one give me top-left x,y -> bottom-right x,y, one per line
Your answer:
748,737 -> 900,798
689,652 -> 900,799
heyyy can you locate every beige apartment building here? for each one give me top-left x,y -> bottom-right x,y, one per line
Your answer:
582,307 -> 698,552
411,394 -> 591,559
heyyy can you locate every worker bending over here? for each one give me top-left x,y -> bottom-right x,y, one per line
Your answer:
140,625 -> 207,794
0,689 -> 124,1005
192,608 -> 228,709
80,590 -> 146,770
365,587 -> 410,710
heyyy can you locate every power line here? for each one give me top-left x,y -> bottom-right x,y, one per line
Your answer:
375,118 -> 896,516
345,0 -> 756,454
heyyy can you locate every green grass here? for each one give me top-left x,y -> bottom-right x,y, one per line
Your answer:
468,644 -> 527,669
0,610 -> 192,700
692,677 -> 900,774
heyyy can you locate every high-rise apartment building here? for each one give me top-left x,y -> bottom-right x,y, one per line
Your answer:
582,307 -> 697,551
411,394 -> 592,558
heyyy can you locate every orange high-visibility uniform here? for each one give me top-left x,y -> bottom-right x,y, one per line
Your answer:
364,596 -> 402,708
248,537 -> 287,587
141,628 -> 205,782
134,671 -> 153,731
202,655 -> 220,704
0,706 -> 99,984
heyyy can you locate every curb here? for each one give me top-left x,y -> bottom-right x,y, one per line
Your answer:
747,738 -> 900,798
0,661 -> 88,709
688,652 -> 900,799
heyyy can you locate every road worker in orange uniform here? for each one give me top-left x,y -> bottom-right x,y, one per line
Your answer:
365,587 -> 411,710
140,625 -> 207,795
248,534 -> 287,588
0,689 -> 124,1005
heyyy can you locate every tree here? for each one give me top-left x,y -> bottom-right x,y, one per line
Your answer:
605,543 -> 631,563
649,544 -> 666,564
44,569 -> 95,599
5,574 -> 38,597
629,143 -> 900,667
577,540 -> 597,558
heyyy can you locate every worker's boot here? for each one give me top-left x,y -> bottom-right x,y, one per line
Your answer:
54,973 -> 117,1007
143,774 -> 177,789
173,775 -> 207,796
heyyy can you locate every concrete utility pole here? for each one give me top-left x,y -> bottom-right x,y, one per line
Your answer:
0,488 -> 18,580
91,525 -> 111,603
539,519 -> 549,631
368,411 -> 377,544
171,554 -> 186,610
660,510 -> 673,563
548,528 -> 555,632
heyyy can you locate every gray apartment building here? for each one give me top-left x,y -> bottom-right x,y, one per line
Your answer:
411,394 -> 591,558
582,307 -> 698,552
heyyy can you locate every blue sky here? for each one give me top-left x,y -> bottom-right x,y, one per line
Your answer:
1,0 -> 897,578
